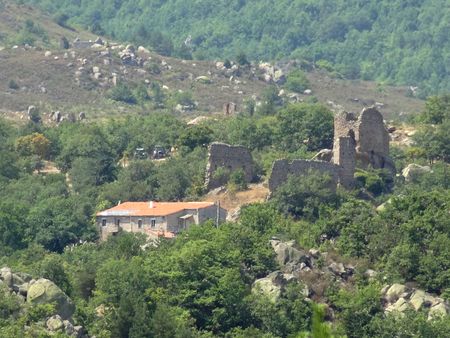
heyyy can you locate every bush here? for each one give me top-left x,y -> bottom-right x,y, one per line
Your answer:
107,83 -> 137,104
271,170 -> 339,221
284,70 -> 310,93
228,169 -> 248,191
8,80 -> 19,90
355,169 -> 392,196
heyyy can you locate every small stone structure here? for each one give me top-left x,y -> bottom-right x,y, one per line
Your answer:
205,142 -> 255,190
269,107 -> 394,194
223,102 -> 237,115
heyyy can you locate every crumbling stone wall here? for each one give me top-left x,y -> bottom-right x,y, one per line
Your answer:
357,107 -> 389,156
333,136 -> 356,189
268,106 -> 395,195
205,142 -> 255,190
268,159 -> 340,193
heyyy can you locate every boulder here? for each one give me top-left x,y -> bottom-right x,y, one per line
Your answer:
270,240 -> 310,266
273,70 -> 286,84
428,302 -> 448,320
27,278 -> 75,319
195,76 -> 211,84
252,272 -> 283,303
385,284 -> 407,303
312,149 -> 333,162
386,297 -> 411,313
138,46 -> 150,54
63,320 -> 75,335
328,262 -> 346,276
308,249 -> 320,259
27,105 -> 37,117
402,164 -> 432,182
46,315 -> 64,331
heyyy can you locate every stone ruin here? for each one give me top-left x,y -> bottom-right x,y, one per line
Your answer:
269,107 -> 394,194
334,106 -> 395,172
205,142 -> 255,190
223,102 -> 237,116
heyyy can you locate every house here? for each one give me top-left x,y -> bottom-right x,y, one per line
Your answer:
96,201 -> 227,240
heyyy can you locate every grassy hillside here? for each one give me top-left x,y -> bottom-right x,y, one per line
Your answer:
13,0 -> 450,98
0,2 -> 425,122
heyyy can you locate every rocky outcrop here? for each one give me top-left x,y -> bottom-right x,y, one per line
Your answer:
1,267 -> 89,336
381,284 -> 449,319
27,278 -> 75,319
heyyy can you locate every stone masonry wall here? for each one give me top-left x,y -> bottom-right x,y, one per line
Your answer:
268,159 -> 340,193
333,136 -> 356,189
357,107 -> 389,156
205,142 -> 255,190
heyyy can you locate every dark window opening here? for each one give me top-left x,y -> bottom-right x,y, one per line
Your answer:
138,219 -> 143,228
102,219 -> 107,227
151,219 -> 156,228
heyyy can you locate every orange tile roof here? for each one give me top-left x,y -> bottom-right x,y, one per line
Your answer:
96,201 -> 216,217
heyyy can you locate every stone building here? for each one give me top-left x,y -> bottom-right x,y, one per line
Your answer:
269,107 -> 393,194
96,201 -> 227,241
205,142 -> 255,190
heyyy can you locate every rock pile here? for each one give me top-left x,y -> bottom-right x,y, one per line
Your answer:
118,45 -> 143,66
382,284 -> 449,319
0,267 -> 88,337
258,62 -> 286,84
252,239 -> 356,303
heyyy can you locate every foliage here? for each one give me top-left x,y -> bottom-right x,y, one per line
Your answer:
271,170 -> 340,221
284,70 -> 310,93
107,82 -> 137,104
228,169 -> 248,191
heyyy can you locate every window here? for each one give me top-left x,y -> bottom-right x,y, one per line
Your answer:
151,219 -> 156,228
178,218 -> 184,228
138,219 -> 142,229
116,219 -> 120,227
102,219 -> 107,227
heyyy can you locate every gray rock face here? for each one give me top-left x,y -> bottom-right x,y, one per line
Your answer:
252,271 -> 297,303
27,278 -> 75,319
270,239 -> 310,267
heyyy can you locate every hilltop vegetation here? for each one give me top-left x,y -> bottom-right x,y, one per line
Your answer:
15,0 -> 450,97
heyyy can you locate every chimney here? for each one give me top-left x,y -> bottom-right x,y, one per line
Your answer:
149,201 -> 154,208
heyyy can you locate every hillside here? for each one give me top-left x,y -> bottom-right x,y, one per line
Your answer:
14,0 -> 450,97
0,2 -> 425,122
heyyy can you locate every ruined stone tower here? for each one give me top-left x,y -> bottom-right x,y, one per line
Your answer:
333,136 -> 356,189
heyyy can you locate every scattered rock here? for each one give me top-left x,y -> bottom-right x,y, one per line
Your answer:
44,51 -> 52,57
428,303 -> 449,320
304,89 -> 312,95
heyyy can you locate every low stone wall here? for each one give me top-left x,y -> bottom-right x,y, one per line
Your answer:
268,159 -> 340,193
